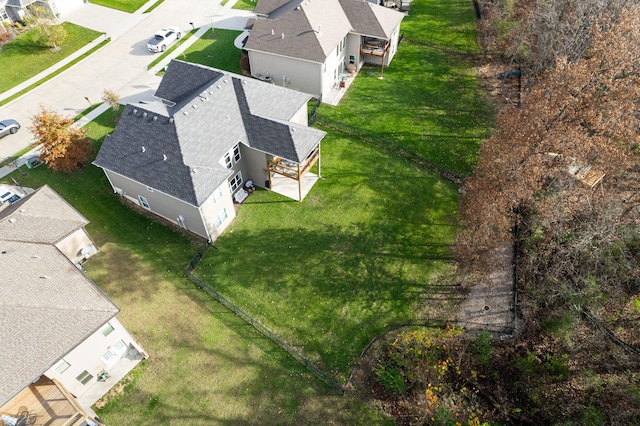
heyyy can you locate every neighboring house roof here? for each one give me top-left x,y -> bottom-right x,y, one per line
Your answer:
253,0 -> 293,16
0,186 -> 119,408
338,0 -> 404,39
0,185 -> 90,245
244,0 -> 352,63
94,60 -> 325,206
5,0 -> 35,7
244,0 -> 403,62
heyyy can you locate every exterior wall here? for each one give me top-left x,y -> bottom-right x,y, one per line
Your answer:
248,50 -> 323,99
44,317 -> 141,399
242,146 -> 269,189
199,183 -> 235,242
345,33 -> 364,70
385,25 -> 401,64
321,36 -> 348,100
50,0 -> 85,19
290,102 -> 310,126
55,228 -> 98,264
103,169 -> 210,239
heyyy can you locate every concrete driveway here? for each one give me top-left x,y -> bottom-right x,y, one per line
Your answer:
0,0 -> 254,162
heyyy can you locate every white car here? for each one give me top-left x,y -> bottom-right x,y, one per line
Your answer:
146,27 -> 181,53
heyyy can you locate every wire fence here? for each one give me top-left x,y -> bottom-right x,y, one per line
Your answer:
184,245 -> 344,393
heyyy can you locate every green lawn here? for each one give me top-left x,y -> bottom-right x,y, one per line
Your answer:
0,23 -> 101,94
193,135 -> 459,383
317,0 -> 493,177
181,29 -> 243,74
232,0 -> 257,11
0,110 -> 390,425
88,0 -> 148,13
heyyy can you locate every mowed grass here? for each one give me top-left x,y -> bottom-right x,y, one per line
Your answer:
231,0 -> 257,11
88,0 -> 148,13
0,23 -> 101,93
193,135 -> 460,382
317,0 -> 493,177
181,29 -> 243,74
1,110 -> 391,425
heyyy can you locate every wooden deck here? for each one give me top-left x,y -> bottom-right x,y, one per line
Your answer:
0,376 -> 91,426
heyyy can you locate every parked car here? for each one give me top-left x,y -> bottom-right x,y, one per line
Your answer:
146,27 -> 181,53
0,187 -> 22,204
0,119 -> 20,139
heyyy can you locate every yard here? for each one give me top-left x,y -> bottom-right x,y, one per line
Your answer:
88,0 -> 149,13
0,0 -> 492,423
0,22 -> 101,94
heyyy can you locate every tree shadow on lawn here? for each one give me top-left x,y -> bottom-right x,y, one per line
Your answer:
191,137 -> 461,383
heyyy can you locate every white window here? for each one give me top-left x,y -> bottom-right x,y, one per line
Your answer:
54,359 -> 71,374
229,171 -> 243,192
224,152 -> 232,169
76,370 -> 93,385
101,322 -> 115,336
212,187 -> 223,204
214,208 -> 228,230
101,340 -> 128,368
233,144 -> 241,163
139,195 -> 150,209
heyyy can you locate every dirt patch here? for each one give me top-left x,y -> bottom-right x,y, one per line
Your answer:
456,244 -> 517,335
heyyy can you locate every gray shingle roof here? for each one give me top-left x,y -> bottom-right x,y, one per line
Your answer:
0,188 -> 119,408
244,0 -> 352,63
0,185 -> 89,245
95,61 -> 325,205
339,0 -> 403,39
245,0 -> 403,62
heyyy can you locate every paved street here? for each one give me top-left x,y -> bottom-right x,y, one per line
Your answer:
0,0 -> 254,162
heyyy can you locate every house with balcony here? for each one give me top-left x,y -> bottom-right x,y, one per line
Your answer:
0,185 -> 146,426
94,60 -> 326,242
243,0 -> 405,103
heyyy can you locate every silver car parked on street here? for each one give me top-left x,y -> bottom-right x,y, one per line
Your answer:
0,119 -> 21,138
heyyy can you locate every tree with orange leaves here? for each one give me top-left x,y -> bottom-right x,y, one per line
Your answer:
30,106 -> 92,172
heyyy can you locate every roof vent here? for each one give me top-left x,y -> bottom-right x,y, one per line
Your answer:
226,115 -> 230,120
281,33 -> 285,39
142,146 -> 146,153
169,117 -> 174,123
31,255 -> 41,259
163,154 -> 167,161
317,25 -> 322,35
1,250 -> 6,254
153,116 -> 158,121
242,80 -> 247,84
271,29 -> 274,36
217,85 -> 221,89
183,111 -> 188,116
192,104 -> 197,109
40,275 -> 50,280
209,90 -> 213,95
192,168 -> 198,174
223,79 -> 228,84
143,112 -> 148,117
133,108 -> 138,114
8,218 -> 16,223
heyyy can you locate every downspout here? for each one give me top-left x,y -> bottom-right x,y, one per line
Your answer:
298,163 -> 302,201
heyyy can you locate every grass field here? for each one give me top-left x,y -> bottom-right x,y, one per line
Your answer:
231,0 -> 257,11
193,135 -> 459,383
181,29 -> 243,74
0,109 -> 392,425
0,0 -> 492,422
0,23 -> 101,94
316,0 -> 493,177
88,0 -> 149,13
